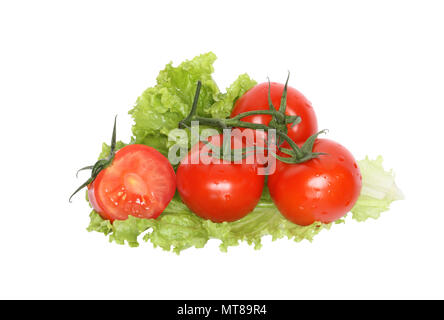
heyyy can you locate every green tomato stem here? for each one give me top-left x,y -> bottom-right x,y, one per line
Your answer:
178,80 -> 328,165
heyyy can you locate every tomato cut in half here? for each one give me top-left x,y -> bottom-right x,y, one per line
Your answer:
88,144 -> 176,222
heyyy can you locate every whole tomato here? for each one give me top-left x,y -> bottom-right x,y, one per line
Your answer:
230,82 -> 318,145
176,133 -> 265,222
268,139 -> 362,226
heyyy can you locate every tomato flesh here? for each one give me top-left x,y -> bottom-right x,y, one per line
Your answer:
230,82 -> 318,145
88,144 -> 176,222
268,139 -> 362,225
176,134 -> 265,222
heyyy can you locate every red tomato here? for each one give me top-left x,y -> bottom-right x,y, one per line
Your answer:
268,139 -> 362,226
176,134 -> 265,222
88,144 -> 176,222
230,82 -> 318,145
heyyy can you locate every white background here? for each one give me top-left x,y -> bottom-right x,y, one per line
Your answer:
1,0 -> 443,299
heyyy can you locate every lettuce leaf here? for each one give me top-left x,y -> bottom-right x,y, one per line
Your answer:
98,140 -> 127,159
86,156 -> 402,253
351,156 -> 403,221
128,52 -> 256,156
87,190 -> 330,254
86,211 -> 112,235
129,52 -> 219,156
208,73 -> 256,119
85,53 -> 402,253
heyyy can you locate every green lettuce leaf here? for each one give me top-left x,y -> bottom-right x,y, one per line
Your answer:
129,52 -> 220,156
208,73 -> 257,119
143,199 -> 210,253
86,156 -> 402,254
86,189 -> 331,254
110,217 -> 154,247
351,156 -> 403,221
98,140 -> 127,159
85,53 -> 402,253
86,211 -> 112,235
129,53 -> 257,157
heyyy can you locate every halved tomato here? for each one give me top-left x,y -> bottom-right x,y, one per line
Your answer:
88,144 -> 176,222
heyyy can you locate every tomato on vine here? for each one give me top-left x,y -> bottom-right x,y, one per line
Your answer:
230,79 -> 318,145
176,133 -> 265,223
268,139 -> 362,226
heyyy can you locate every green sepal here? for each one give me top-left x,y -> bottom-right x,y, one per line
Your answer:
300,129 -> 328,155
278,72 -> 290,113
69,116 -> 118,202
